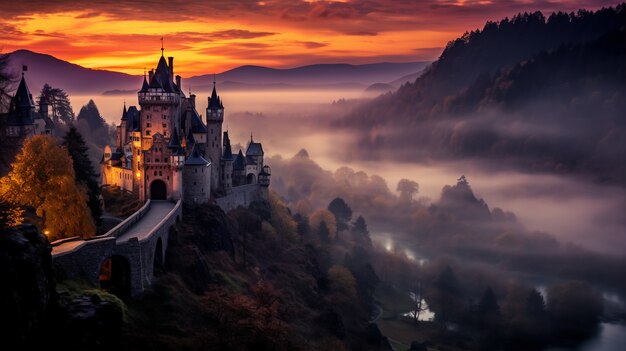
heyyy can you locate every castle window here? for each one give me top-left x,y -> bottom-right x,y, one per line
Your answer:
159,171 -> 162,176
163,123 -> 167,128
147,122 -> 151,127
164,157 -> 169,162
146,130 -> 151,136
164,131 -> 167,136
147,114 -> 151,119
154,171 -> 157,176
156,158 -> 160,162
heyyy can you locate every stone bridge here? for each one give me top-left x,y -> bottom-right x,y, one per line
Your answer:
51,200 -> 182,297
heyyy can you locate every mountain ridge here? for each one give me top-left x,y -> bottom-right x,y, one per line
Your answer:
4,49 -> 429,95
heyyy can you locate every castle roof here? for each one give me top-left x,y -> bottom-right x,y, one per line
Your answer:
185,144 -> 209,166
246,141 -> 264,156
222,131 -> 233,160
151,55 -> 176,93
127,106 -> 140,131
168,127 -> 181,148
139,75 -> 149,93
208,82 -> 223,109
5,74 -> 35,126
233,150 -> 245,170
190,108 -> 207,133
121,103 -> 128,121
186,127 -> 196,145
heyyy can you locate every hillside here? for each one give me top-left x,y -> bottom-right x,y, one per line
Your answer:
185,62 -> 430,90
5,50 -> 428,95
339,4 -> 626,185
5,50 -> 141,94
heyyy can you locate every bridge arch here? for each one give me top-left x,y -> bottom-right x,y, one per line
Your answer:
99,255 -> 131,297
150,179 -> 167,200
154,237 -> 164,276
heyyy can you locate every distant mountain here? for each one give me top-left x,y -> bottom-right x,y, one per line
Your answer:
4,49 -> 430,95
5,50 -> 141,94
186,61 -> 430,90
340,4 -> 626,185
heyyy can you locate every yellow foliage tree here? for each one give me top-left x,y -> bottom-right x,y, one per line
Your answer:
309,208 -> 337,240
269,191 -> 298,241
327,265 -> 357,303
0,135 -> 96,240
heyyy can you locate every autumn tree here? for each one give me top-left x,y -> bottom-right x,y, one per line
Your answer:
268,191 -> 298,241
327,265 -> 358,304
63,127 -> 102,227
0,135 -> 95,240
37,83 -> 74,125
328,197 -> 352,233
310,208 -> 337,241
397,179 -> 419,203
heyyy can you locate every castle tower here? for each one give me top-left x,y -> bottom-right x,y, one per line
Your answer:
221,131 -> 234,191
136,48 -> 182,202
206,78 -> 223,194
183,144 -> 211,204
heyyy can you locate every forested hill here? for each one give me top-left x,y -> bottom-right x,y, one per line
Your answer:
339,4 -> 626,185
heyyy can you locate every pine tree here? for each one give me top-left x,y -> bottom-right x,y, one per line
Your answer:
38,83 -> 75,124
63,127 -> 102,226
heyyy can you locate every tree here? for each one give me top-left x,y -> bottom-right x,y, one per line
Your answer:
76,99 -> 106,131
547,281 -> 603,335
37,84 -> 74,125
0,135 -> 95,240
351,215 -> 372,248
478,286 -> 501,327
318,221 -> 330,243
328,197 -> 352,232
397,179 -> 419,203
63,127 -> 102,227
268,191 -> 298,241
409,282 -> 427,323
328,265 -> 358,303
428,265 -> 463,329
310,208 -> 337,241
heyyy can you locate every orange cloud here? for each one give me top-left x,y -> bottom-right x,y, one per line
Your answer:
0,1 -> 618,76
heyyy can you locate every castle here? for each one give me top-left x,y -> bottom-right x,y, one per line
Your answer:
101,49 -> 270,207
0,69 -> 54,145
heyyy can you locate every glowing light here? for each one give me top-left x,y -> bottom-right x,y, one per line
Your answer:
43,230 -> 50,236
136,171 -> 141,178
384,238 -> 393,252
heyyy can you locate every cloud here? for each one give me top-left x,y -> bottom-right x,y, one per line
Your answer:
204,29 -> 276,40
296,41 -> 328,49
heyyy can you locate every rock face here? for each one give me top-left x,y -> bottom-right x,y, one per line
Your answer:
0,224 -> 55,345
57,293 -> 124,348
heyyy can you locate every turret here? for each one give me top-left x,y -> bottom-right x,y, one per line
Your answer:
206,78 -> 224,194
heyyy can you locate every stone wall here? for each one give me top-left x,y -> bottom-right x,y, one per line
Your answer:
52,200 -> 183,297
215,184 -> 268,212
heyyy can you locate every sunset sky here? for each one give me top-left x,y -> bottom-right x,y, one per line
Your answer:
0,0 -> 618,76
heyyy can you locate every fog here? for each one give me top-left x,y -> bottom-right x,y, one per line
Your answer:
76,88 -> 626,256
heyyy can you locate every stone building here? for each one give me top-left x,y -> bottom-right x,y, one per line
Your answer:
101,49 -> 270,207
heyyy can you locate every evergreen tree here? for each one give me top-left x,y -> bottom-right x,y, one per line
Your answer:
63,127 -> 102,226
38,83 -> 74,124
318,221 -> 330,243
328,197 -> 352,232
351,215 -> 372,248
77,99 -> 106,131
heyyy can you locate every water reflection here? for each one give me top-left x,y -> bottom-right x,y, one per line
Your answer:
402,293 -> 435,322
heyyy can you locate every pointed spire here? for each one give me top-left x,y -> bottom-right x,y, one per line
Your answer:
223,131 -> 233,159
121,100 -> 128,120
250,132 -> 253,143
14,72 -> 34,108
168,127 -> 181,148
160,36 -> 164,56
208,77 -> 222,109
